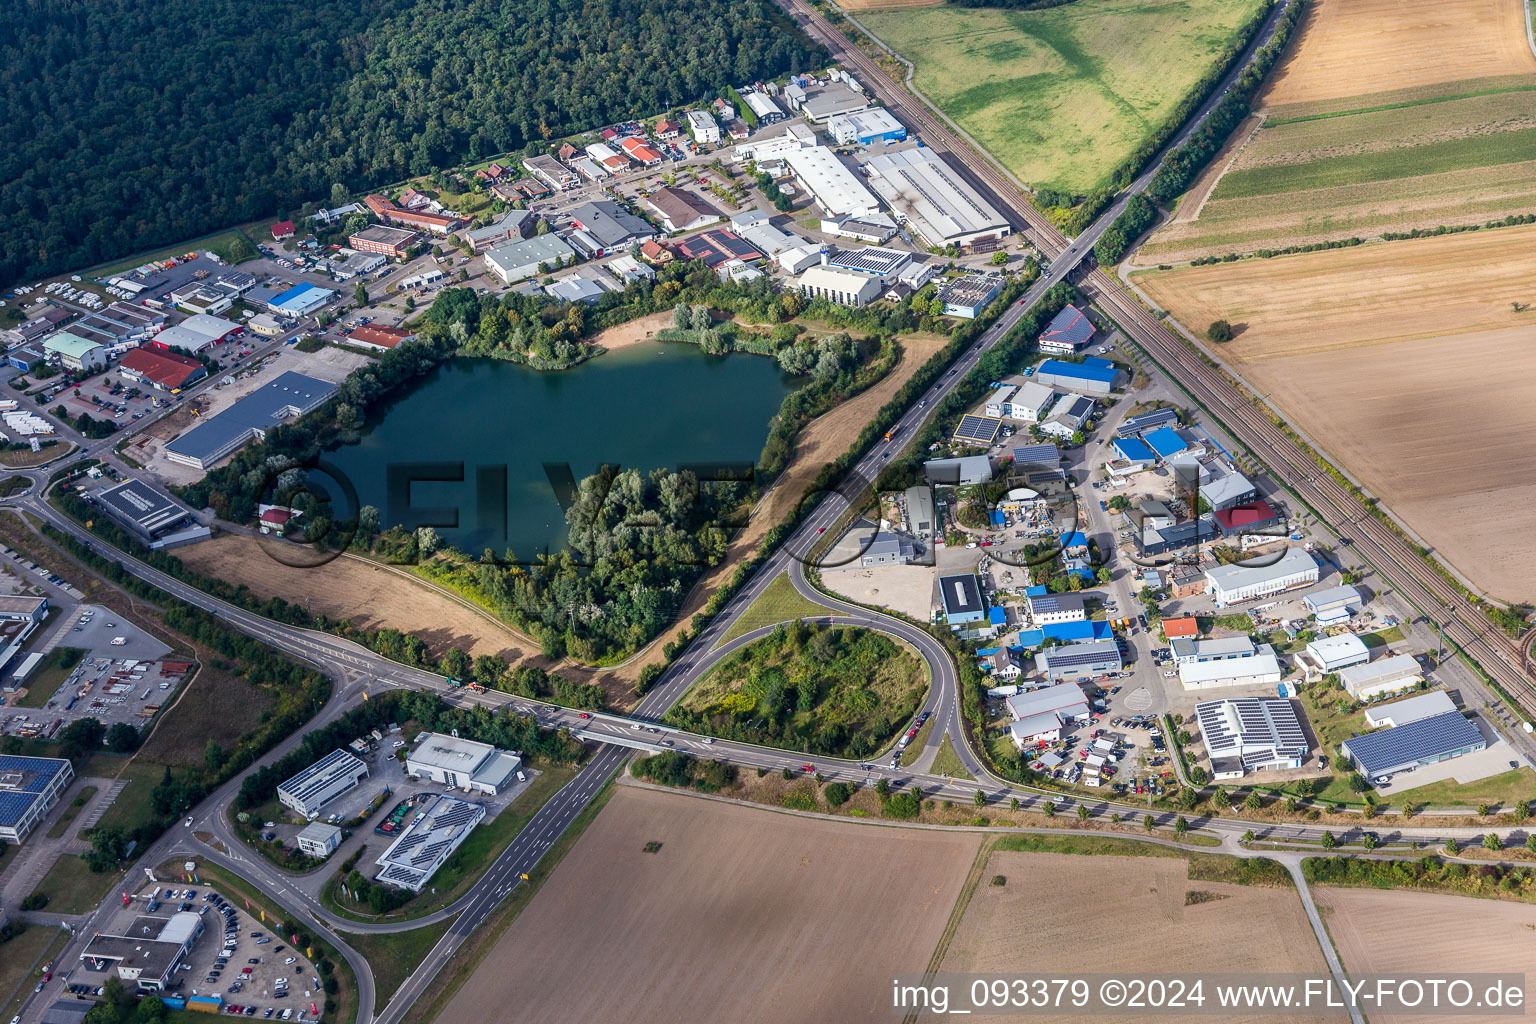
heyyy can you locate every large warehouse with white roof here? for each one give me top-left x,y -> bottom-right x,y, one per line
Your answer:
782,146 -> 881,218
864,148 -> 1011,252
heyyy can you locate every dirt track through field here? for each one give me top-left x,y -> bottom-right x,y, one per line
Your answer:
1134,227 -> 1536,601
1317,887 -> 1536,1024
1261,0 -> 1536,107
940,851 -> 1332,1023
438,785 -> 980,1024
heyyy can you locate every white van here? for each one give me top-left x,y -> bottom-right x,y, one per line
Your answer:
515,771 -> 527,783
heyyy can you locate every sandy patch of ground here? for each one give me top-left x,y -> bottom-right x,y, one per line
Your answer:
1261,0 -> 1536,108
587,310 -> 676,353
1316,887 -> 1536,1024
942,850 -> 1330,1023
173,533 -> 543,662
823,563 -> 936,621
1133,229 -> 1536,601
440,785 -> 980,1024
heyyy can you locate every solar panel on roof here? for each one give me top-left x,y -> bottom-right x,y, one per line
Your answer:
952,415 -> 1002,443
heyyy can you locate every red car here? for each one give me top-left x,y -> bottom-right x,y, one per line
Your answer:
801,764 -> 814,773
577,712 -> 591,719
817,526 -> 825,534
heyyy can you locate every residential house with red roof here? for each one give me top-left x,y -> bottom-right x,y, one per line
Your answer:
270,221 -> 295,240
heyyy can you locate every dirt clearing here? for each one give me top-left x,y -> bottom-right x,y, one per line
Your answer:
1261,0 -> 1536,108
173,534 -> 542,662
586,310 -> 675,353
942,850 -> 1331,1023
438,785 -> 980,1023
1133,228 -> 1536,601
1317,887 -> 1536,1024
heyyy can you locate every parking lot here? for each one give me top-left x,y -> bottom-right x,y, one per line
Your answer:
25,647 -> 190,733
72,883 -> 323,1022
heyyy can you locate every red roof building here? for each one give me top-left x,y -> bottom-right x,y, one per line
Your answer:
599,127 -> 619,141
557,143 -> 578,161
260,508 -> 296,526
383,207 -> 462,236
1162,615 -> 1199,640
1213,500 -> 1280,537
620,137 -> 664,167
117,347 -> 207,390
270,220 -> 295,240
346,325 -> 417,351
397,187 -> 430,210
364,194 -> 395,217
477,162 -> 507,181
654,118 -> 681,140
639,240 -> 674,265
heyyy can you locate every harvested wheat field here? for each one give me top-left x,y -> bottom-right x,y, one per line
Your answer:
174,534 -> 541,661
941,850 -> 1331,1023
1317,888 -> 1536,1024
440,785 -> 980,1024
1134,228 -> 1536,601
838,0 -> 943,9
1261,0 -> 1536,108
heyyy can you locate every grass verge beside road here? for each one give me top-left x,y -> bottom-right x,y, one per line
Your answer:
717,573 -> 831,645
339,919 -> 455,1006
930,734 -> 974,780
0,925 -> 72,1024
396,780 -> 616,1024
322,763 -> 576,923
899,716 -> 937,767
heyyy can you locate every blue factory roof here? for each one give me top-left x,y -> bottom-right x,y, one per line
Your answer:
1041,620 -> 1113,643
1113,437 -> 1157,462
1343,711 -> 1485,778
270,283 -> 335,313
1024,585 -> 1047,597
1036,357 -> 1119,386
1060,531 -> 1087,551
1144,426 -> 1189,460
989,510 -> 1005,526
0,754 -> 69,828
166,371 -> 338,464
988,607 -> 1007,626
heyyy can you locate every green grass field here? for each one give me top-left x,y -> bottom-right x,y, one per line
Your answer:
30,853 -> 121,914
15,645 -> 86,708
717,572 -> 831,644
930,734 -> 974,780
340,920 -> 454,1004
860,0 -> 1265,192
0,925 -> 71,1024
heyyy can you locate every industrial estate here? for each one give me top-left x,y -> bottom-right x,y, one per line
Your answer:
1,0 -> 1534,1021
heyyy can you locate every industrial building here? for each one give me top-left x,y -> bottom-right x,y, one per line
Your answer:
1195,698 -> 1308,778
643,187 -> 723,233
863,147 -> 1011,251
1339,653 -> 1423,700
938,273 -> 1003,319
728,210 -> 823,273
545,272 -> 610,305
821,213 -> 898,244
405,732 -> 523,794
1178,645 -> 1283,690
524,154 -> 577,190
1035,640 -> 1122,682
797,81 -> 870,122
462,210 -> 534,252
1196,463 -> 1259,512
923,455 -> 993,486
1171,636 -> 1257,666
1032,356 -> 1125,396
1302,633 -> 1371,675
795,264 -> 882,307
0,753 -> 75,844
79,911 -> 203,991
783,146 -> 881,218
151,313 -> 242,354
346,325 -> 417,352
265,283 -> 335,317
860,533 -> 913,567
825,246 -> 910,282
43,332 -> 107,372
1011,441 -> 1061,470
92,478 -> 205,547
484,234 -> 578,284
296,821 -> 343,857
1027,591 -> 1086,625
117,347 -> 206,391
1304,584 -> 1363,625
1213,500 -> 1281,538
951,413 -> 1003,447
827,108 -> 906,146
1204,547 -> 1319,607
1005,683 -> 1091,747
1133,516 -> 1217,558
567,201 -> 656,254
1342,710 -> 1486,781
741,90 -> 785,124
1117,407 -> 1181,437
166,371 -> 338,470
938,573 -> 985,626
1363,690 -> 1457,729
350,225 -> 420,259
906,485 -> 936,539
1038,304 -> 1095,354
1039,394 -> 1094,439
674,229 -> 760,269
277,748 -> 369,819
990,380 -> 1056,422
375,794 -> 486,891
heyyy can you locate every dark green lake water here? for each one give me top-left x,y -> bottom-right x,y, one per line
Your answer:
324,343 -> 796,559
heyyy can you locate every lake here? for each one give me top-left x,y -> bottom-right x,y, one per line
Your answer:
324,343 -> 797,558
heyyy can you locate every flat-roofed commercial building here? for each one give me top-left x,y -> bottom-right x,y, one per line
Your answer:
79,911 -> 203,991
375,794 -> 486,891
166,371 -> 337,470
1204,547 -> 1319,606
783,146 -> 881,218
1303,633 -> 1371,675
1303,584 -> 1363,625
1005,683 -> 1090,747
276,748 -> 368,818
1339,653 -> 1423,700
484,234 -> 578,284
1178,646 -> 1283,691
0,754 -> 75,844
1195,698 -> 1307,778
93,477 -> 200,544
938,573 -> 985,625
864,148 -> 1011,252
1342,710 -> 1486,780
296,821 -> 343,857
349,225 -> 420,260
1035,639 -> 1122,682
1364,690 -> 1457,729
795,264 -> 882,307
1027,591 -> 1086,626
404,732 -> 522,794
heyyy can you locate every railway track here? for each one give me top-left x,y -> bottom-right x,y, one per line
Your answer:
781,0 -> 1536,701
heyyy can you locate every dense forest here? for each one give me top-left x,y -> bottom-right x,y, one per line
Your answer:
0,0 -> 823,288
